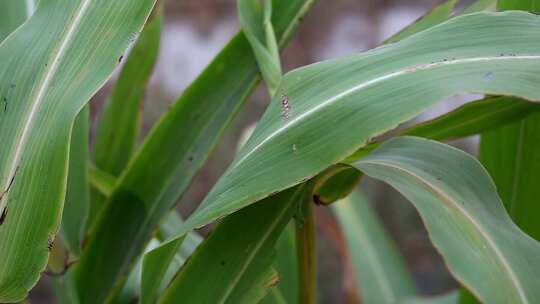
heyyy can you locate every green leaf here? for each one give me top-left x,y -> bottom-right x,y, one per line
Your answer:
88,164 -> 116,198
87,169 -> 202,304
351,136 -> 540,303
238,0 -> 282,94
312,165 -> 362,205
333,191 -> 416,304
61,107 -> 90,256
89,5 -> 161,230
74,1 -> 316,301
470,1 -> 540,301
138,211 -> 202,304
186,11 -> 540,234
140,237 -> 184,304
271,222 -> 298,303
158,185 -> 307,304
260,288 -> 287,304
309,0 -> 495,201
157,211 -> 203,260
480,114 -> 540,240
480,0 -> 540,240
93,6 -> 162,176
498,0 -> 540,10
0,0 -> 35,41
0,0 -> 156,300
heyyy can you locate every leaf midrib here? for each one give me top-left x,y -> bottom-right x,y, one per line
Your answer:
357,159 -> 528,303
234,55 -> 540,169
0,0 -> 93,212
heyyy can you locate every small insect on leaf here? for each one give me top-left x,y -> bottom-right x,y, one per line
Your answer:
47,236 -> 55,251
280,94 -> 291,120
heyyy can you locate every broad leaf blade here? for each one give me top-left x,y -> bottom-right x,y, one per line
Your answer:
333,191 -> 416,304
352,136 -> 540,303
159,185 -> 306,304
75,1 -> 316,301
187,11 -> 540,232
0,0 -> 156,300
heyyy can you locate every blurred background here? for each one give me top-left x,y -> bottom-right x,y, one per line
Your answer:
32,0 -> 481,302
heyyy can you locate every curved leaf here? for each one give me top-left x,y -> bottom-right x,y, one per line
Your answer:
352,136 -> 540,303
185,11 -> 540,232
0,0 -> 156,300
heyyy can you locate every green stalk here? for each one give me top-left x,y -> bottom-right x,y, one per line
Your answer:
295,197 -> 317,304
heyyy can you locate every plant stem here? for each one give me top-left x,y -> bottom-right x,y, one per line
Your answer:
295,197 -> 317,304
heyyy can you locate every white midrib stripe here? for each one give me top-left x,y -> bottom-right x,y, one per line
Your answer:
341,201 -> 397,302
0,0 -> 92,212
359,159 -> 528,303
25,0 -> 36,18
234,55 -> 540,168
